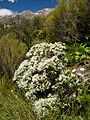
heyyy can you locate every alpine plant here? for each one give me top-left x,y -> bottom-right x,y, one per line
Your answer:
13,42 -> 83,117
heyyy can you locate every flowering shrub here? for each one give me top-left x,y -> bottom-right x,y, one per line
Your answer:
13,42 -> 84,117
34,94 -> 59,117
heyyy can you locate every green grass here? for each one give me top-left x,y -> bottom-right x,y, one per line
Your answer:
0,80 -> 90,120
0,83 -> 37,120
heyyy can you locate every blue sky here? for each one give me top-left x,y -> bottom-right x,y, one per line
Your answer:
0,0 -> 57,16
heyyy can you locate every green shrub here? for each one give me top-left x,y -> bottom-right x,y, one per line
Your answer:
0,33 -> 27,81
45,0 -> 90,44
13,42 -> 89,118
66,43 -> 90,66
31,29 -> 47,46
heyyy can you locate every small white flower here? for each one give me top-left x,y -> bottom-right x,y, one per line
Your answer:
80,68 -> 85,71
73,93 -> 76,98
71,73 -> 75,77
72,69 -> 76,73
78,73 -> 83,77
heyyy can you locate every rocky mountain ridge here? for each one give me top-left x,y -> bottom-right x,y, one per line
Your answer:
0,8 -> 52,24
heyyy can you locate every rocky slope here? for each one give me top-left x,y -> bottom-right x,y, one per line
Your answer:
73,63 -> 90,84
0,8 -> 52,24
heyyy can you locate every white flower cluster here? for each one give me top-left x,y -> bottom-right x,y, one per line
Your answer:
13,42 -> 67,97
13,42 -> 83,117
52,69 -> 83,96
34,94 -> 59,118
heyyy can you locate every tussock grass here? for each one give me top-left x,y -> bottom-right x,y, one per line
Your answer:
0,80 -> 90,120
0,82 -> 37,120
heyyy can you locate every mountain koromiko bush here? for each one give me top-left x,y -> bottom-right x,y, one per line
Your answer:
13,42 -> 86,117
45,0 -> 90,44
0,33 -> 27,80
31,29 -> 47,46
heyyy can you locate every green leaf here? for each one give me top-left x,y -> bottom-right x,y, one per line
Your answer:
81,55 -> 86,60
88,72 -> 90,75
85,48 -> 90,53
75,116 -> 83,120
85,36 -> 88,40
75,56 -> 80,61
75,51 -> 81,55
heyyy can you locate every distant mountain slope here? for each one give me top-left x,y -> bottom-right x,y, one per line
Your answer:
0,8 -> 52,24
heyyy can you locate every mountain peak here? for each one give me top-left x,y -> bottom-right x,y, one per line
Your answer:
19,8 -> 52,19
20,10 -> 33,15
0,8 -> 53,24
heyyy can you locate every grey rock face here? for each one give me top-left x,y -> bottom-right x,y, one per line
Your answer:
0,8 -> 53,24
